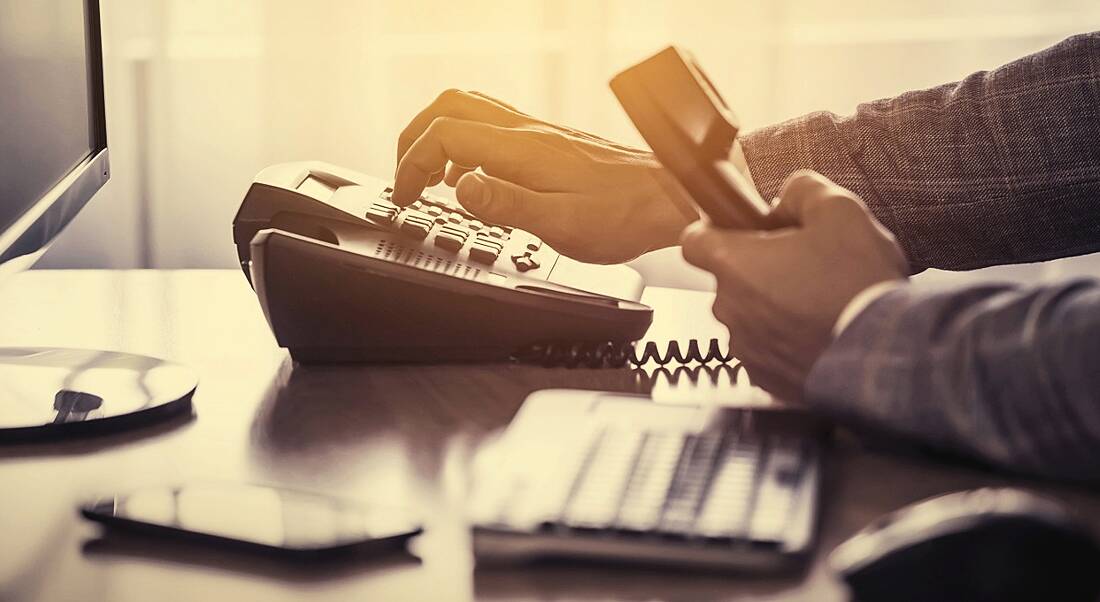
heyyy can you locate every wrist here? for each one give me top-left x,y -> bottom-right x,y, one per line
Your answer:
834,280 -> 907,338
649,166 -> 699,222
644,166 -> 699,250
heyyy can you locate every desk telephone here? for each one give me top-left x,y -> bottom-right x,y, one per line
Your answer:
232,46 -> 760,365
233,161 -> 660,364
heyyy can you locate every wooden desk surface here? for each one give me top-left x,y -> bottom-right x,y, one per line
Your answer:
2,270 -> 1098,602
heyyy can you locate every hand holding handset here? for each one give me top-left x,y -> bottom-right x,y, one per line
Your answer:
611,47 -> 782,230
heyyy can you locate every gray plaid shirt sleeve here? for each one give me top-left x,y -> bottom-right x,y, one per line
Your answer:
805,280 -> 1100,481
741,32 -> 1100,273
739,33 -> 1100,480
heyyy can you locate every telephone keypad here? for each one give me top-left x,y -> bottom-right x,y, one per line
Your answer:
368,187 -> 539,272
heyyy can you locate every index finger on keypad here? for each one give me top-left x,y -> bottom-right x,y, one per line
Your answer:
396,89 -> 525,169
393,117 -> 526,206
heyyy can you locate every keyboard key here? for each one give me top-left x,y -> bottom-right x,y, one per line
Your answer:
564,429 -> 644,528
694,439 -> 760,538
659,434 -> 722,534
748,442 -> 804,543
616,433 -> 683,531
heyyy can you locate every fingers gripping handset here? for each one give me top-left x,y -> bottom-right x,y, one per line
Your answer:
679,170 -> 909,401
611,46 -> 784,231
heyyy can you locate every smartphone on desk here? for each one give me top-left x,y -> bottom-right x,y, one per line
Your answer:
80,483 -> 423,561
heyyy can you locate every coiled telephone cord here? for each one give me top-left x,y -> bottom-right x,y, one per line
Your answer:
517,338 -> 736,368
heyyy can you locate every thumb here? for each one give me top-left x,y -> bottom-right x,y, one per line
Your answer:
455,172 -> 548,232
680,220 -> 750,271
771,169 -> 866,226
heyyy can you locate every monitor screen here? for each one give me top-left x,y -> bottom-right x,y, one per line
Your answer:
0,0 -> 98,237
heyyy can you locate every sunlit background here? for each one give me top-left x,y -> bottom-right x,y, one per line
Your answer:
37,0 -> 1100,287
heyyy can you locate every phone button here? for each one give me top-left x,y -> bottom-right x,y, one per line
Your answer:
512,254 -> 540,272
469,244 -> 500,264
473,233 -> 503,249
365,202 -> 398,225
400,218 -> 431,239
434,228 -> 467,252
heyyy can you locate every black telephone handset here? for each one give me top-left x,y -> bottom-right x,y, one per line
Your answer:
611,46 -> 781,230
232,162 -> 653,363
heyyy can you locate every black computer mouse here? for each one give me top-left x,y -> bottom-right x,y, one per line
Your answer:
829,488 -> 1100,602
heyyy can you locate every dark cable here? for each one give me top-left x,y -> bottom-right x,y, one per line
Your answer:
516,338 -> 737,368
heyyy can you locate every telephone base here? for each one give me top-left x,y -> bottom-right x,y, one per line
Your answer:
234,161 -> 653,364
287,345 -> 513,364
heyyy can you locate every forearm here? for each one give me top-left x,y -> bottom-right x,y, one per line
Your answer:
805,278 -> 1100,481
742,32 -> 1100,272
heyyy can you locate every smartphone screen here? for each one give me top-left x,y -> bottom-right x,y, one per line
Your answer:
81,483 -> 422,559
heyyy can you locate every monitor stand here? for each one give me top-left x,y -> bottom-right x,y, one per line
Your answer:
0,347 -> 197,443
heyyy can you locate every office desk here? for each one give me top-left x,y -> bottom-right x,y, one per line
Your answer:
2,270 -> 1099,601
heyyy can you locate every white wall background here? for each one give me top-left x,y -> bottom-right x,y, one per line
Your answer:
37,0 -> 1100,286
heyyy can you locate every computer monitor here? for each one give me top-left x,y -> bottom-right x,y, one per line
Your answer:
0,0 -> 109,279
0,0 -> 196,443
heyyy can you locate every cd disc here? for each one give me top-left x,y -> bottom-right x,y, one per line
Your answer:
0,348 -> 197,443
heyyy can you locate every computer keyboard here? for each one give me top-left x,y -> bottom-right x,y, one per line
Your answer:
470,391 -> 825,571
